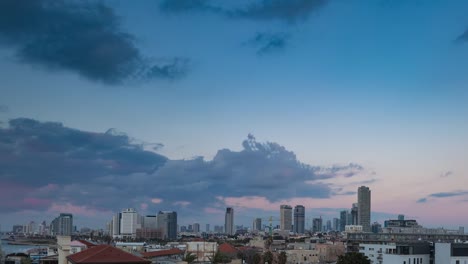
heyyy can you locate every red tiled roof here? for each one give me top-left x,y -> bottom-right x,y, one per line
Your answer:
141,248 -> 184,258
67,245 -> 150,264
78,240 -> 97,248
218,243 -> 238,254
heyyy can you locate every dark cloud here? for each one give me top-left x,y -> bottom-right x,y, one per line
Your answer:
230,0 -> 328,23
455,28 -> 468,43
0,119 -> 364,219
440,171 -> 453,178
429,191 -> 468,198
0,118 -> 168,189
159,0 -> 222,13
159,0 -> 328,23
416,190 -> 468,203
248,32 -> 290,55
416,198 -> 427,203
0,0 -> 187,84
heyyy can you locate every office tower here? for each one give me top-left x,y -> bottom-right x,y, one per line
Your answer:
193,223 -> 200,233
157,211 -> 177,240
358,186 -> 371,232
333,218 -> 340,231
111,213 -> 121,238
120,208 -> 141,238
253,218 -> 262,231
326,220 -> 332,231
188,224 -> 193,232
371,222 -> 381,233
398,214 -> 405,221
206,224 -> 210,232
180,226 -> 187,232
293,205 -> 305,234
280,205 -> 293,231
50,213 -> 73,236
339,210 -> 348,231
351,203 -> 358,225
143,215 -> 157,229
312,217 -> 322,233
225,207 -> 234,235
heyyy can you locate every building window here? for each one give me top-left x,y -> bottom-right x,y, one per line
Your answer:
455,260 -> 459,264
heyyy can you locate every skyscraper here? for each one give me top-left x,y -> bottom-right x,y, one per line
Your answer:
225,207 -> 234,235
120,208 -> 141,238
253,218 -> 262,231
339,210 -> 348,231
50,213 -> 73,236
358,186 -> 371,232
280,205 -> 293,231
293,205 -> 305,234
333,218 -> 340,231
312,217 -> 322,233
157,211 -> 177,240
193,223 -> 200,233
351,203 -> 359,225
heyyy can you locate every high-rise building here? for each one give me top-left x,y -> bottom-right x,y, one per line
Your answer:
253,218 -> 262,231
111,213 -> 121,238
351,203 -> 358,225
206,224 -> 210,232
157,211 -> 177,240
398,214 -> 405,221
143,215 -> 157,229
340,210 -> 348,231
358,186 -> 371,232
293,205 -> 305,234
225,207 -> 234,235
312,217 -> 322,233
325,220 -> 332,231
50,213 -> 73,236
333,218 -> 340,231
120,208 -> 141,238
280,205 -> 293,232
193,223 -> 200,233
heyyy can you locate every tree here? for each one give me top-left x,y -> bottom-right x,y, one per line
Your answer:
263,251 -> 273,264
211,251 -> 231,264
337,252 -> 371,264
183,252 -> 197,264
278,252 -> 287,264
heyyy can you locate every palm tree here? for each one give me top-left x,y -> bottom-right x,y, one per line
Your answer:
337,252 -> 371,264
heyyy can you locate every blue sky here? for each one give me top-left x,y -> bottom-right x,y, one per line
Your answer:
1,0 -> 468,231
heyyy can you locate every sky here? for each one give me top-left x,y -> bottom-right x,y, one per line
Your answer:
1,0 -> 468,231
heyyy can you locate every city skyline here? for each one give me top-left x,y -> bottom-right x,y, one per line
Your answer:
1,0 -> 468,231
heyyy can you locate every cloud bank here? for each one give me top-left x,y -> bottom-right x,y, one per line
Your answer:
0,119 -> 367,221
0,0 -> 188,84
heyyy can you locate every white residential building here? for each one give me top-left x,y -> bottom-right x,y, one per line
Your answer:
359,242 -> 430,264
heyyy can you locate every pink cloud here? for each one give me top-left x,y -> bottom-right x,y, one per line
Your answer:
48,203 -> 111,217
23,198 -> 52,207
151,198 -> 163,204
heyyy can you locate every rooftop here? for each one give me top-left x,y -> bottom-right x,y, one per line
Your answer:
67,245 -> 150,264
